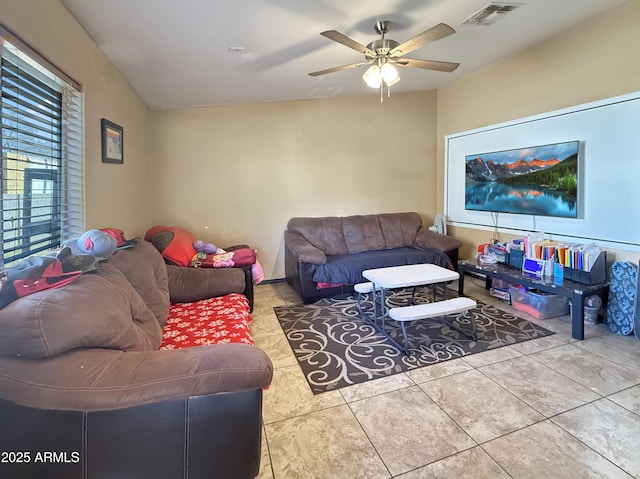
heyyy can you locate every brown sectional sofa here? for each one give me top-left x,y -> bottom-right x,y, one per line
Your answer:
0,240 -> 273,479
285,212 -> 462,303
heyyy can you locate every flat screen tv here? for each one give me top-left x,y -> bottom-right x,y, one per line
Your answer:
464,140 -> 579,218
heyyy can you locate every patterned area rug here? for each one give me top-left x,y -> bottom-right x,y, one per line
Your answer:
274,288 -> 554,394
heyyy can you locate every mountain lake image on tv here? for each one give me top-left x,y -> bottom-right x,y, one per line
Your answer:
465,140 -> 579,218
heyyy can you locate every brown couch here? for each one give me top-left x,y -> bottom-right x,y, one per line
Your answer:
0,240 -> 273,479
285,212 -> 462,303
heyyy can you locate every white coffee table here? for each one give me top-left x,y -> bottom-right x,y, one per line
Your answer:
362,263 -> 461,352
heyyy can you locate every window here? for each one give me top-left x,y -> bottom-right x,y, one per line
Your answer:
1,25 -> 83,267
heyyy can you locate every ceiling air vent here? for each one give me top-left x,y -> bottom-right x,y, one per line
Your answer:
460,2 -> 523,26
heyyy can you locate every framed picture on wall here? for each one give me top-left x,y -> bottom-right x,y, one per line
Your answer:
101,118 -> 124,164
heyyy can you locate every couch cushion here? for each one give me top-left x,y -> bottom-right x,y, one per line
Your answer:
378,212 -> 422,249
0,264 -> 162,359
166,265 -> 246,303
105,240 -> 170,327
311,247 -> 453,285
342,215 -> 386,254
287,217 -> 348,255
160,293 -> 252,350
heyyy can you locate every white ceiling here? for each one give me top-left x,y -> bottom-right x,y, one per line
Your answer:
61,0 -> 628,110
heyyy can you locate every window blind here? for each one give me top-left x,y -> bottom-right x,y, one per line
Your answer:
0,28 -> 83,267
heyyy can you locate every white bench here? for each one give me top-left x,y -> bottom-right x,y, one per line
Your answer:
388,297 -> 478,353
353,281 -> 447,321
389,297 -> 477,322
354,282 -> 373,294
354,282 -> 374,320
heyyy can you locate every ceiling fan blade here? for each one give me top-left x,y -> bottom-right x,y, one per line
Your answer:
389,23 -> 455,57
308,62 -> 366,77
395,58 -> 460,73
320,30 -> 377,57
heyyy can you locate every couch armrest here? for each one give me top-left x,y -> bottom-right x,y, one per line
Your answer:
285,231 -> 327,265
166,264 -> 245,303
413,227 -> 462,253
0,344 -> 273,411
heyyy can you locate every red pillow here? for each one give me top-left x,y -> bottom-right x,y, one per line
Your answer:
144,226 -> 197,267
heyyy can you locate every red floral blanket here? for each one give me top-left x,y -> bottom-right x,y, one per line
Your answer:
160,293 -> 253,350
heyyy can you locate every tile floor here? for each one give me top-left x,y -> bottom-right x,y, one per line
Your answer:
250,278 -> 640,479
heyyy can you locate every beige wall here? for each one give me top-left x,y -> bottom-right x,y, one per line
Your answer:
0,0 -> 152,238
150,91 -> 438,279
437,0 -> 640,263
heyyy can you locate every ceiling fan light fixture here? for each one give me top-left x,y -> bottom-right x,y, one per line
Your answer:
362,64 -> 382,88
380,63 -> 398,83
385,74 -> 400,87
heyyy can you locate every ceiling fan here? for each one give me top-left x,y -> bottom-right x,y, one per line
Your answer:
309,21 -> 460,101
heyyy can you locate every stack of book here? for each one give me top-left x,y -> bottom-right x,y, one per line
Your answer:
556,243 -> 602,272
523,233 -> 606,284
523,233 -> 559,261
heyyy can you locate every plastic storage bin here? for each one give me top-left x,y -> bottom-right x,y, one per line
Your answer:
490,278 -> 511,301
509,285 -> 570,319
